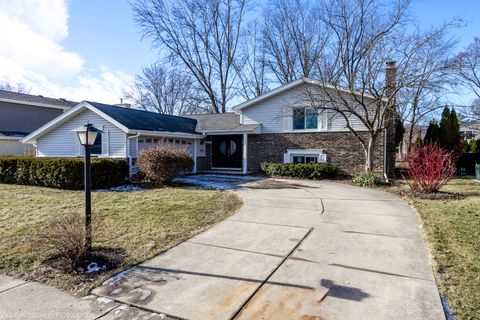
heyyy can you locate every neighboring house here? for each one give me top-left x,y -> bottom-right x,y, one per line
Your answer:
23,74 -> 396,177
0,90 -> 76,155
460,122 -> 480,143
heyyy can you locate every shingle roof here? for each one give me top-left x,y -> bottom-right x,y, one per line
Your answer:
186,113 -> 260,132
0,131 -> 29,137
88,101 -> 198,134
0,90 -> 77,108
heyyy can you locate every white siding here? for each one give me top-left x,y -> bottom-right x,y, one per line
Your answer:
128,136 -> 138,157
240,83 -> 369,133
36,109 -> 127,158
0,140 -> 31,155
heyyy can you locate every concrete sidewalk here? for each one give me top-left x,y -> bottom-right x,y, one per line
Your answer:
0,274 -> 169,319
91,178 -> 445,320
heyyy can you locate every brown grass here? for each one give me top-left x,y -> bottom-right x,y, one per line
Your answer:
388,178 -> 480,319
0,184 -> 242,294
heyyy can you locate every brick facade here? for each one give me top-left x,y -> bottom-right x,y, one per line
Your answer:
246,131 -> 385,176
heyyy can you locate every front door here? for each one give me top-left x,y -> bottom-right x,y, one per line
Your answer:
212,135 -> 243,168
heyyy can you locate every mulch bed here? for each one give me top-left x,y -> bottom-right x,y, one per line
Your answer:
394,190 -> 466,200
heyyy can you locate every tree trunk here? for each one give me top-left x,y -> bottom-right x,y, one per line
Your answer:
363,135 -> 375,172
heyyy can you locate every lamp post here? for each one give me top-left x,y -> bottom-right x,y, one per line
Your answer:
73,124 -> 102,255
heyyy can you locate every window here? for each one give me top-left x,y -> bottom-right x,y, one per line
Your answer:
292,155 -> 318,164
153,138 -> 159,143
90,134 -> 102,155
145,138 -> 152,143
293,107 -> 317,130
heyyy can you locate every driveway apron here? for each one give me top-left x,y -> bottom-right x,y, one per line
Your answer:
92,177 -> 445,320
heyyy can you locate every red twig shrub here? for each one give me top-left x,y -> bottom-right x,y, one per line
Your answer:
405,143 -> 456,193
137,144 -> 193,183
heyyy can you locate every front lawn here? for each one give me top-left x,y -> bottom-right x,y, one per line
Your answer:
0,184 -> 242,295
392,178 -> 480,320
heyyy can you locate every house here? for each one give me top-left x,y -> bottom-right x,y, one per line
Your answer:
460,122 -> 480,143
0,90 -> 76,155
22,66 -> 396,177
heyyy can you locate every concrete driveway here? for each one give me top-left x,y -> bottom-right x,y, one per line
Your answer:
92,177 -> 445,320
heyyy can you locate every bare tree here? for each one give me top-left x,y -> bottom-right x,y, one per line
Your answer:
261,0 -> 327,84
132,0 -> 249,113
0,82 -> 31,93
123,63 -> 205,115
396,24 -> 459,152
453,38 -> 480,120
454,37 -> 480,98
306,0 -> 413,173
234,22 -> 270,100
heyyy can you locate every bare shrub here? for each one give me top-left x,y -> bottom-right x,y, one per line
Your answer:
405,143 -> 456,193
137,144 -> 193,183
37,212 -> 85,271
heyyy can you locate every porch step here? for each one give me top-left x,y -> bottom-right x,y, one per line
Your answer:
199,169 -> 245,175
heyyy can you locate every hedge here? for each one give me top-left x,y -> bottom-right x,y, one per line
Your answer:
0,157 -> 128,190
260,162 -> 338,179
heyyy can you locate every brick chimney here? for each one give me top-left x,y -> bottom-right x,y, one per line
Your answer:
384,61 -> 397,179
385,61 -> 396,105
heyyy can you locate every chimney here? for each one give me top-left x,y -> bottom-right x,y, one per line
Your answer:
114,103 -> 131,109
386,61 -> 396,104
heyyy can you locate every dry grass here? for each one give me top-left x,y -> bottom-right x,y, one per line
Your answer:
0,184 -> 242,295
389,178 -> 480,320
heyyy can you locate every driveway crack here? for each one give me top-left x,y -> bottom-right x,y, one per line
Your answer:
229,227 -> 314,320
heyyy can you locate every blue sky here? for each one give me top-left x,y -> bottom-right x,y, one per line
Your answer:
0,0 -> 478,104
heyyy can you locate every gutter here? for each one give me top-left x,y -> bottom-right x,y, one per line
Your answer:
383,128 -> 389,183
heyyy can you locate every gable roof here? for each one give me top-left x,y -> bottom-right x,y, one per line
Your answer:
0,90 -> 77,109
87,102 -> 198,134
185,113 -> 260,133
22,101 -> 200,144
232,77 -> 385,111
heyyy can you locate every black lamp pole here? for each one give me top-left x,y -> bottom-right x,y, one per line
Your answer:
84,141 -> 92,254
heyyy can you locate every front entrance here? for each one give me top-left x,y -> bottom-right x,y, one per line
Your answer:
212,135 -> 243,168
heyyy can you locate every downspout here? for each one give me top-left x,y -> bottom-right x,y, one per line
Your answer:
127,132 -> 141,177
383,128 -> 389,183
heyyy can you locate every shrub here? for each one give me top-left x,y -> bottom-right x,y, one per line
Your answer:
37,212 -> 85,271
260,162 -> 338,180
137,144 -> 193,183
0,157 -> 128,190
405,143 -> 456,193
354,171 -> 384,187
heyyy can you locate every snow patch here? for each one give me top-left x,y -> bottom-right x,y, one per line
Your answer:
103,269 -> 132,285
95,297 -> 114,305
174,174 -> 262,190
96,185 -> 143,192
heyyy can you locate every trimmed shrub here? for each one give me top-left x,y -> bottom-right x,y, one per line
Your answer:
354,171 -> 384,187
137,144 -> 193,183
260,162 -> 338,180
405,143 -> 456,193
0,157 -> 128,190
37,212 -> 85,271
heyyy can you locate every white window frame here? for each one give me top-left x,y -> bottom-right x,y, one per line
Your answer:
290,106 -> 328,132
283,149 -> 327,164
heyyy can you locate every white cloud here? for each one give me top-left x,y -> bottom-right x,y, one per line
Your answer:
0,0 -> 133,104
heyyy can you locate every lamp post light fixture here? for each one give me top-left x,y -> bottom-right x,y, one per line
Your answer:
73,124 -> 102,254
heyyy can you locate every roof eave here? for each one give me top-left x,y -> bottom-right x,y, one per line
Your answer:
128,130 -> 203,138
233,78 -> 388,112
21,101 -> 130,144
0,97 -> 72,110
